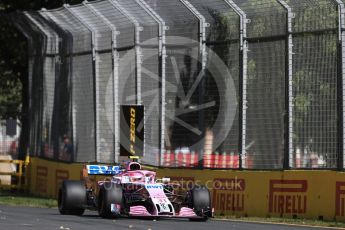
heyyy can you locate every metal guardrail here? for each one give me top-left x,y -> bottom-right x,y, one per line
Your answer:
0,156 -> 29,190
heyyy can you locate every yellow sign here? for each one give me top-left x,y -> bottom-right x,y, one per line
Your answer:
26,157 -> 345,221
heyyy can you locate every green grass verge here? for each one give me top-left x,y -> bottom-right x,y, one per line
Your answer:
215,216 -> 345,229
0,191 -> 57,208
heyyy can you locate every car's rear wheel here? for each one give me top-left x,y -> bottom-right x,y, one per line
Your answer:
58,180 -> 86,215
98,182 -> 123,218
188,185 -> 212,221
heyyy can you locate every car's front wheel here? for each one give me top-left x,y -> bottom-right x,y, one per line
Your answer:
58,180 -> 86,215
98,182 -> 123,218
187,185 -> 212,221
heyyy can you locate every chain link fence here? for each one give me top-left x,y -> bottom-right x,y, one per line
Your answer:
12,0 -> 345,170
288,0 -> 339,169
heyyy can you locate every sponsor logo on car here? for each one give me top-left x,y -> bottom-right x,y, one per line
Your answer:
86,165 -> 121,175
146,185 -> 163,189
125,194 -> 142,202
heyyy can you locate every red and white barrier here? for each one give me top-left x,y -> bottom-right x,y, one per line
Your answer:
162,150 -> 175,167
161,149 -> 199,168
203,151 -> 214,168
162,149 -> 240,169
189,151 -> 198,167
203,151 -> 240,169
175,148 -> 198,167
295,148 -> 301,168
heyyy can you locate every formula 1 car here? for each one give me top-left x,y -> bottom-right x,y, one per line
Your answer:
58,161 -> 213,221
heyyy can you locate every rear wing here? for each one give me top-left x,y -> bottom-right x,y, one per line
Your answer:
86,165 -> 121,175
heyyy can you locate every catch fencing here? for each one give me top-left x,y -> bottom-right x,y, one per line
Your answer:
12,0 -> 345,170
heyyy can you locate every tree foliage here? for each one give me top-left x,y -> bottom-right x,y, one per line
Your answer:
0,13 -> 25,120
0,0 -> 85,120
0,0 -> 83,158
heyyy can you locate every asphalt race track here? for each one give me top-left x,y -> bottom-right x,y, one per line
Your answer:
0,205 -> 330,230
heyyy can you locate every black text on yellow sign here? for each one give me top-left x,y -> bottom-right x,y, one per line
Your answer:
212,178 -> 246,212
120,105 -> 144,157
130,107 -> 135,155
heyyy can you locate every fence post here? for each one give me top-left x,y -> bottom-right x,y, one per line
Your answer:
179,0 -> 208,168
136,0 -> 168,166
84,2 -> 120,162
110,1 -> 142,105
334,0 -> 345,170
276,0 -> 294,169
23,12 -> 60,161
179,0 -> 208,70
64,4 -> 99,162
224,0 -> 248,169
110,0 -> 144,157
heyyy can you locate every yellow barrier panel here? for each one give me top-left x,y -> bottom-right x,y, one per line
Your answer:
156,169 -> 345,221
27,157 -> 345,221
28,157 -> 83,198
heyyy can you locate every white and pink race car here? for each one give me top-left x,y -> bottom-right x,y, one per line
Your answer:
58,161 -> 213,221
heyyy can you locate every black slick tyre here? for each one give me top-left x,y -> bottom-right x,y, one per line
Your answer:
58,180 -> 86,215
188,185 -> 211,221
98,182 -> 123,218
